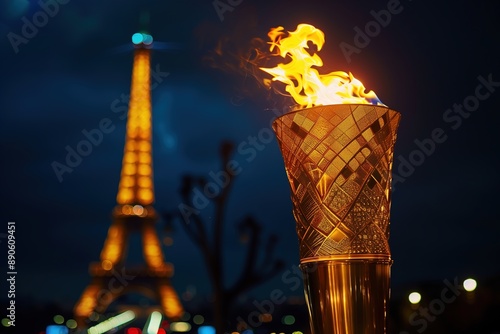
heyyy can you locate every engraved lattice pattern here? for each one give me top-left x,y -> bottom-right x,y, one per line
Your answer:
273,105 -> 400,261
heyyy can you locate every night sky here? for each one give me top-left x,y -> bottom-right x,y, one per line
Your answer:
1,0 -> 499,315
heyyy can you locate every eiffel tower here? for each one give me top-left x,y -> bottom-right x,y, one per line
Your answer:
74,32 -> 183,325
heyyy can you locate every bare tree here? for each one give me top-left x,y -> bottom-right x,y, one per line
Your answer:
164,141 -> 284,334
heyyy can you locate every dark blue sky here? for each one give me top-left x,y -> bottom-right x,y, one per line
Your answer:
1,0 -> 499,311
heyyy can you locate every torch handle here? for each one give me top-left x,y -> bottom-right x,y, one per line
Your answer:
301,259 -> 392,334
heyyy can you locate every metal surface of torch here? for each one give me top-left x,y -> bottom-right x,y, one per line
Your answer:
273,104 -> 400,333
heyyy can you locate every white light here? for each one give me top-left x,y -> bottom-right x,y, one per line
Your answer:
87,310 -> 135,334
408,292 -> 421,304
133,204 -> 144,215
145,311 -> 162,334
463,278 -> 477,292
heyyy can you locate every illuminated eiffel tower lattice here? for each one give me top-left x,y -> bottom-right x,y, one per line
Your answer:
74,32 -> 183,325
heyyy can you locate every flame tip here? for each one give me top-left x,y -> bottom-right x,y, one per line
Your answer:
260,23 -> 383,108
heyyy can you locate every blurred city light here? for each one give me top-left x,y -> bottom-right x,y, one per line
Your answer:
87,310 -> 135,334
132,33 -> 143,45
143,34 -> 153,45
89,312 -> 100,321
144,311 -> 162,334
170,322 -> 191,332
282,315 -> 295,325
125,328 -> 141,334
193,315 -> 204,325
198,325 -> 216,334
408,292 -> 421,304
46,325 -> 69,334
133,204 -> 144,215
53,314 -> 64,324
463,278 -> 477,292
131,33 -> 153,46
66,319 -> 77,329
259,313 -> 272,322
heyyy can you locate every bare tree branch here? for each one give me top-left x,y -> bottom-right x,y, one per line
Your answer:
163,141 -> 284,334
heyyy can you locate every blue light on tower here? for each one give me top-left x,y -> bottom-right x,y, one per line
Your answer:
132,33 -> 143,45
143,34 -> 153,45
132,32 -> 153,46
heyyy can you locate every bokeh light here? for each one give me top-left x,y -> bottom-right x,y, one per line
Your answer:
259,313 -> 272,322
463,278 -> 477,292
408,292 -> 421,304
66,319 -> 77,329
53,314 -> 64,324
132,204 -> 144,215
145,311 -> 162,334
46,325 -> 69,334
143,34 -> 153,45
87,310 -> 135,334
282,315 -> 295,325
132,33 -> 143,45
170,322 -> 191,332
198,326 -> 216,334
132,32 -> 153,45
126,328 -> 141,334
193,314 -> 204,325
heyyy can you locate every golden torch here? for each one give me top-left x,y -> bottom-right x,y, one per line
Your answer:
261,24 -> 401,333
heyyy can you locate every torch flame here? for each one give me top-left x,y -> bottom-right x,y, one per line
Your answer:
260,24 -> 383,109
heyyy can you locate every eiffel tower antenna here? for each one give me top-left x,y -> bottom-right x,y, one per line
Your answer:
74,25 -> 183,326
106,10 -> 182,55
139,9 -> 150,30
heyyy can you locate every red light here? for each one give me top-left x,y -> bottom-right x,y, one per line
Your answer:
126,328 -> 141,334
157,329 -> 167,334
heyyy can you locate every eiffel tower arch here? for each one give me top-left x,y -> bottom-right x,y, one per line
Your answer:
74,32 -> 183,326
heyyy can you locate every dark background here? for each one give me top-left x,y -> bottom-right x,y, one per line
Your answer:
1,0 -> 499,332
